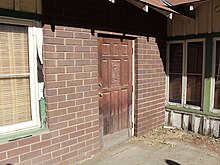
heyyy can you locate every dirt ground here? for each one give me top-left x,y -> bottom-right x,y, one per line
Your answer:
129,127 -> 220,156
80,128 -> 220,165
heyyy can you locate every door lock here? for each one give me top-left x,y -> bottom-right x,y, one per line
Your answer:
99,92 -> 104,97
98,82 -> 102,87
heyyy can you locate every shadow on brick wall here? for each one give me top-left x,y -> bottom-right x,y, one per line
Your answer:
42,0 -> 167,72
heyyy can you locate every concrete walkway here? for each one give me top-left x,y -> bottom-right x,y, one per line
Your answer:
80,140 -> 220,165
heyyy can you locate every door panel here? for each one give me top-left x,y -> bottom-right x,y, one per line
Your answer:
98,37 -> 132,136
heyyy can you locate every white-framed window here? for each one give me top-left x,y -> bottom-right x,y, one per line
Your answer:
0,17 -> 41,134
166,39 -> 205,110
211,38 -> 220,113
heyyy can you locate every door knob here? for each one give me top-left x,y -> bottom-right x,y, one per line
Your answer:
99,92 -> 103,97
98,82 -> 102,87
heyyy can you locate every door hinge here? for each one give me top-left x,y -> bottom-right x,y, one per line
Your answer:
132,122 -> 134,128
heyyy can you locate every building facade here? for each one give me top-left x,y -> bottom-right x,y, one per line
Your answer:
0,0 -> 166,164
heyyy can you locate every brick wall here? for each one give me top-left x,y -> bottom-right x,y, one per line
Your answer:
43,25 -> 100,164
134,37 -> 166,137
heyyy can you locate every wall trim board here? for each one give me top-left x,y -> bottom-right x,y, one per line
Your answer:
0,8 -> 41,21
167,32 -> 220,41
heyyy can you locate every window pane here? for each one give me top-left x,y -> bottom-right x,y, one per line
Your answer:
214,41 -> 220,109
0,78 -> 31,126
186,42 -> 203,106
170,43 -> 183,73
186,75 -> 202,106
169,74 -> 182,103
169,43 -> 183,103
0,24 -> 31,126
187,42 -> 203,74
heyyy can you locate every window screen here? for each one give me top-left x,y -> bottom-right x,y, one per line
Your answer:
186,42 -> 203,106
169,43 -> 183,103
214,41 -> 220,109
0,24 -> 32,127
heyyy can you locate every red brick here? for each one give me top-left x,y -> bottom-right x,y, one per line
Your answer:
18,136 -> 40,147
85,137 -> 100,146
75,72 -> 90,79
45,75 -> 56,82
75,60 -> 90,66
61,151 -> 77,161
42,144 -> 60,154
83,40 -> 97,46
51,134 -> 69,144
57,74 -> 75,81
67,92 -> 83,100
66,66 -> 82,73
69,117 -> 85,126
46,89 -> 57,96
61,138 -> 77,148
68,105 -> 84,114
65,39 -> 82,45
76,109 -> 91,118
20,150 -> 41,161
75,33 -> 90,39
8,146 -> 30,158
0,152 -> 6,160
32,153 -> 51,164
56,45 -> 74,52
31,140 -> 51,151
77,122 -> 92,130
0,156 -> 19,165
52,147 -> 69,158
44,44 -> 55,52
48,109 -> 67,118
47,95 -> 66,103
70,142 -> 85,151
59,111 -> 76,121
57,60 -> 75,66
60,126 -> 76,135
69,130 -> 85,139
76,98 -> 91,106
44,37 -> 64,45
45,67 -> 65,74
75,85 -> 91,92
56,30 -> 73,38
67,80 -> 83,87
0,141 -> 18,152
58,100 -> 75,108
49,122 -> 68,131
46,103 -> 58,110
44,52 -> 65,59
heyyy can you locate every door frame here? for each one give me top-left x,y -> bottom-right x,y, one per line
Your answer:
97,34 -> 135,148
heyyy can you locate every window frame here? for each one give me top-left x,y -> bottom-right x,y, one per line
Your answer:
166,39 -> 206,110
0,16 -> 40,134
211,37 -> 220,113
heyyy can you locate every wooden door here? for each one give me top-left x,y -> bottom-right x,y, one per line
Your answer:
98,37 -> 132,136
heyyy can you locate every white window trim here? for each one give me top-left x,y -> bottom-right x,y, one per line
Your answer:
166,39 -> 206,110
211,37 -> 220,113
166,40 -> 184,107
0,17 -> 41,134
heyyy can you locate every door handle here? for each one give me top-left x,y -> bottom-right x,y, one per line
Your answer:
99,92 -> 103,97
98,82 -> 102,87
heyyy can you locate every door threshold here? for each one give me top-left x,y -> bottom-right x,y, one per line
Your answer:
102,129 -> 129,149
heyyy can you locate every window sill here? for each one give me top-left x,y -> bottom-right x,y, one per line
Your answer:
165,105 -> 220,119
0,127 -> 48,143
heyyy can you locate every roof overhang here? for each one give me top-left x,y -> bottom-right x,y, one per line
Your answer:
125,0 -> 207,19
125,0 -> 179,19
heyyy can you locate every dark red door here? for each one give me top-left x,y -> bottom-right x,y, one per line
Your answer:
98,37 -> 132,136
